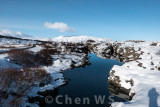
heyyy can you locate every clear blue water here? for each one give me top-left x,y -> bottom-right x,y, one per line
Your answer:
46,54 -> 126,107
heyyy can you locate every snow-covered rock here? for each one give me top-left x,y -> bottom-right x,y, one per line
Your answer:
87,40 -> 160,107
106,41 -> 160,107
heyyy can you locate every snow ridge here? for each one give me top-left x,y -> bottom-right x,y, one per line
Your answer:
52,35 -> 113,43
0,28 -> 32,39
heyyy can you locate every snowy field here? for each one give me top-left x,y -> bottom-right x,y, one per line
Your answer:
108,41 -> 160,107
0,36 -> 89,107
0,34 -> 160,107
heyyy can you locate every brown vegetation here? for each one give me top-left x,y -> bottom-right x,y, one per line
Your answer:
150,42 -> 157,46
0,67 -> 51,106
8,49 -> 53,67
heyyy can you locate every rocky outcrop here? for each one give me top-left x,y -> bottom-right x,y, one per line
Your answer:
87,40 -> 160,106
86,41 -> 153,101
88,42 -> 142,62
108,70 -> 130,96
108,70 -> 134,100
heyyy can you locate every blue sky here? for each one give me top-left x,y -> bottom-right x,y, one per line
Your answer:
0,0 -> 160,41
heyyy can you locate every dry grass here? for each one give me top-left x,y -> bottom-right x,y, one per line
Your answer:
37,42 -> 87,55
37,43 -> 61,55
39,48 -> 61,55
8,49 -> 35,66
35,49 -> 53,66
0,67 -> 51,106
8,49 -> 53,67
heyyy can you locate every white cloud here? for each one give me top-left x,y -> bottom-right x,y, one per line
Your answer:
44,22 -> 75,32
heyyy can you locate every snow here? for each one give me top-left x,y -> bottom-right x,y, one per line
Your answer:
29,45 -> 43,52
25,53 -> 86,106
0,28 -> 32,39
0,33 -> 88,106
109,41 -> 160,107
0,49 -> 10,53
0,45 -> 86,106
0,45 -> 34,53
0,38 -> 37,45
52,35 -> 113,43
0,54 -> 20,69
1,33 -> 160,107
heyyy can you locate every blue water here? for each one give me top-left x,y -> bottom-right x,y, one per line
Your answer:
46,54 -> 125,107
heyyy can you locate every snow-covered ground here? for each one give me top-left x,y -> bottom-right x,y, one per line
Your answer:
29,45 -> 43,53
0,54 -> 21,69
0,34 -> 160,107
52,35 -> 113,43
0,45 -> 34,53
24,53 -> 87,107
0,37 -> 37,45
85,40 -> 160,107
0,39 -> 88,106
26,40 -> 160,107
107,41 -> 160,107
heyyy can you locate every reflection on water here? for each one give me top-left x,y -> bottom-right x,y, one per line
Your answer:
46,54 -> 127,107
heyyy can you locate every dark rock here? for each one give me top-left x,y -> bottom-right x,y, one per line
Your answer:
39,83 -> 45,87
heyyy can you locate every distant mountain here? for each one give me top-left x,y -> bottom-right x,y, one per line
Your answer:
52,35 -> 113,43
0,28 -> 32,39
0,28 -> 112,43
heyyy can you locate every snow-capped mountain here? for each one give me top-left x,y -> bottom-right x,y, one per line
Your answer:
52,35 -> 113,43
0,28 -> 38,45
0,28 -> 113,43
0,28 -> 32,39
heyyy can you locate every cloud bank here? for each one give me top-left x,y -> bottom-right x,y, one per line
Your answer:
44,22 -> 75,32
